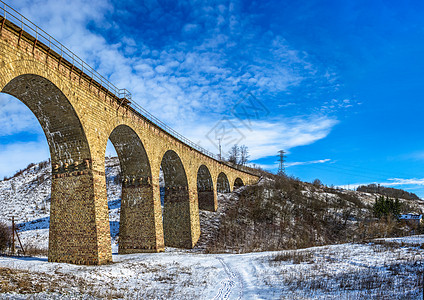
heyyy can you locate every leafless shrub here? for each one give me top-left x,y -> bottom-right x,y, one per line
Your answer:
22,242 -> 48,257
0,222 -> 11,252
204,171 -> 422,254
312,178 -> 322,187
272,250 -> 313,264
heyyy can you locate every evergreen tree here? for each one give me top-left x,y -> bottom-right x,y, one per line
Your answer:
373,195 -> 401,219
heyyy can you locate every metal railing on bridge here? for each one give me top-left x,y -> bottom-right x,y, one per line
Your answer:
0,1 -> 261,177
0,0 -> 222,161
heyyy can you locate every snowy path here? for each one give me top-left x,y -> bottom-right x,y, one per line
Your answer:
213,257 -> 242,300
213,253 -> 281,300
0,238 -> 422,299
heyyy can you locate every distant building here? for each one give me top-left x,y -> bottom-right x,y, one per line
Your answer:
398,214 -> 423,226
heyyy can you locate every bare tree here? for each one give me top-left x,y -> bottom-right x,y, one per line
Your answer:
227,144 -> 240,164
0,222 -> 11,252
239,145 -> 249,166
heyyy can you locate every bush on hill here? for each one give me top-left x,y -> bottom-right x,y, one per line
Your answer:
0,222 -> 11,252
357,184 -> 420,201
205,175 -> 422,253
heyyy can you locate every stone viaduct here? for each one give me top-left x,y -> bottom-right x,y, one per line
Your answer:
0,11 -> 259,264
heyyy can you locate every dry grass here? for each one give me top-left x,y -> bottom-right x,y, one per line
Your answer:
0,267 -> 46,294
205,175 -> 421,254
271,250 -> 314,264
267,244 -> 424,299
22,242 -> 48,257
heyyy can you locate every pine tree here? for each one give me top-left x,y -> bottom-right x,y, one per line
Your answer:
373,195 -> 401,219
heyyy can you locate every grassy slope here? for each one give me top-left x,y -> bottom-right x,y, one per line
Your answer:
204,175 -> 424,253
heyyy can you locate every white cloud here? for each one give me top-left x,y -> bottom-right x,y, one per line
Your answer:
339,178 -> 424,195
0,0 -> 342,178
384,178 -> 424,186
320,98 -> 357,113
252,159 -> 331,171
0,141 -> 49,177
177,115 -> 338,160
0,94 -> 43,136
10,0 -> 329,127
286,159 -> 331,167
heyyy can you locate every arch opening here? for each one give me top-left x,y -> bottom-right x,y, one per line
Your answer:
106,125 -> 158,254
2,74 -> 91,164
1,74 -> 111,264
234,178 -> 244,189
160,150 -> 193,248
217,172 -> 231,193
197,165 -> 216,211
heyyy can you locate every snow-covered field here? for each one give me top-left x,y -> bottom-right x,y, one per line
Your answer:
0,237 -> 422,299
0,157 -> 169,252
0,159 -> 423,299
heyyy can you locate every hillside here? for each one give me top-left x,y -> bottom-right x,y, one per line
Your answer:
357,183 -> 420,200
201,175 -> 424,253
0,159 -> 423,298
0,158 -> 423,254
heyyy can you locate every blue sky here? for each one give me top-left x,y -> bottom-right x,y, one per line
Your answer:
1,0 -> 424,197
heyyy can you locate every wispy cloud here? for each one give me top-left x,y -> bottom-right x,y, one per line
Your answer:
254,158 -> 331,171
385,178 -> 424,186
339,178 -> 424,194
0,0 -> 343,178
0,141 -> 49,176
319,99 -> 358,114
286,158 -> 331,167
11,0 -> 337,126
178,115 -> 338,160
0,94 -> 43,136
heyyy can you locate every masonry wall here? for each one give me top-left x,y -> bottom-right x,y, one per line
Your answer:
0,19 -> 259,265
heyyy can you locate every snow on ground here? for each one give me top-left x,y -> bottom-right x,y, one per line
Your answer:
195,189 -> 244,252
0,162 -> 51,224
0,159 -> 424,298
0,157 -> 170,253
376,234 -> 424,245
0,236 -> 422,299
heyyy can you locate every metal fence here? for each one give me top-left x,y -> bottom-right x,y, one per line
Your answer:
0,0 -> 221,161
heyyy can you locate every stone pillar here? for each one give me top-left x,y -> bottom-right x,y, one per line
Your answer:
189,187 -> 201,247
48,160 -> 112,265
198,190 -> 217,212
163,187 -> 193,248
119,177 -> 164,253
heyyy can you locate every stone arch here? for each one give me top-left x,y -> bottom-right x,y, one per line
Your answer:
2,74 -> 112,265
217,172 -> 231,193
160,150 -> 193,248
197,165 -> 216,211
2,74 -> 90,164
107,124 -> 158,253
234,177 -> 244,189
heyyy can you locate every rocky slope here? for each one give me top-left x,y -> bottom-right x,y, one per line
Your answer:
0,158 -> 423,253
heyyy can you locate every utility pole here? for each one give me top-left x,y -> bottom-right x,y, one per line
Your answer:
10,216 -> 24,255
11,216 -> 15,254
277,150 -> 285,175
217,138 -> 222,160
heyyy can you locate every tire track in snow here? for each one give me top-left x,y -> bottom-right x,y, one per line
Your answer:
213,257 -> 243,300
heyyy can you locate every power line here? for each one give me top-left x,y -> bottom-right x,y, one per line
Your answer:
289,160 -> 418,183
333,161 -> 415,180
304,163 -> 387,181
